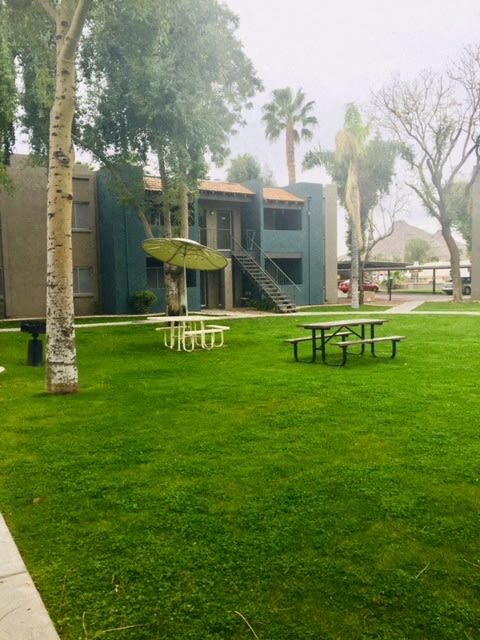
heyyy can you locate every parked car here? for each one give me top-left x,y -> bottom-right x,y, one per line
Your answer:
442,276 -> 471,295
338,279 -> 380,293
338,279 -> 379,294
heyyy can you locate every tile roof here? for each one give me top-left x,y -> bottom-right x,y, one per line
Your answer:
200,181 -> 255,196
144,176 -> 303,204
144,176 -> 255,196
144,176 -> 162,191
263,187 -> 304,204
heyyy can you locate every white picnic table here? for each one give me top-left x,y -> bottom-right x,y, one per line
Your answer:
146,315 -> 230,352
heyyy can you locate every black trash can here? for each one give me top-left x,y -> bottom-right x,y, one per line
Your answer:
20,321 -> 46,366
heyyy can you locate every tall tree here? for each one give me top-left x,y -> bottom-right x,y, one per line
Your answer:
7,0 -> 56,158
227,154 -> 262,183
334,106 -> 367,309
262,87 -> 317,185
0,4 -> 16,190
372,45 -> 480,300
80,0 -> 262,313
39,0 -> 93,394
304,103 -> 398,307
404,238 -> 434,264
6,0 -> 92,392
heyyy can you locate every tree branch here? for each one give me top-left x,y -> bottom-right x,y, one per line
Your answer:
62,0 -> 94,62
37,0 -> 56,22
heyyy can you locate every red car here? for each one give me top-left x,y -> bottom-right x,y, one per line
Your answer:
338,279 -> 379,294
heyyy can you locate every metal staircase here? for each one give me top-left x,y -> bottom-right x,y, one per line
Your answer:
233,240 -> 298,313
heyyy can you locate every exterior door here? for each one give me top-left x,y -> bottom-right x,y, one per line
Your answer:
217,211 -> 232,250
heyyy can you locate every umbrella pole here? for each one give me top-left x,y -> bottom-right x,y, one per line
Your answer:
184,263 -> 188,315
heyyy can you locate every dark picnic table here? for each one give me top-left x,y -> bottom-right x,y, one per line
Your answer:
286,318 -> 405,366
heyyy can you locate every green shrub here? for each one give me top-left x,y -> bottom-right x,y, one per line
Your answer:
131,289 -> 157,314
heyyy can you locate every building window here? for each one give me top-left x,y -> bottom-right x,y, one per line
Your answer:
72,202 -> 90,230
73,267 -> 94,294
267,258 -> 303,284
146,258 -> 164,289
264,208 -> 302,231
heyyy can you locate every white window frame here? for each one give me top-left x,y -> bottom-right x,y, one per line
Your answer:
72,202 -> 90,231
73,267 -> 94,295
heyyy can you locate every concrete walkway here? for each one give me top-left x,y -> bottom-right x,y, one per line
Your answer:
0,514 -> 60,640
384,298 -> 426,313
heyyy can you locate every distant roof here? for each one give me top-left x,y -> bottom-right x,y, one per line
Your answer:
264,187 -> 304,204
143,176 -> 304,204
338,260 -> 410,270
199,181 -> 255,196
144,176 -> 255,197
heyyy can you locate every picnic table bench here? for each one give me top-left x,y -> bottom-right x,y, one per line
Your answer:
286,318 -> 405,366
333,334 -> 405,365
285,331 -> 351,361
148,316 -> 229,352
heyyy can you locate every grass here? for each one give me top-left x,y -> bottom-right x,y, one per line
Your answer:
416,301 -> 480,312
1,313 -> 480,639
297,304 -> 391,312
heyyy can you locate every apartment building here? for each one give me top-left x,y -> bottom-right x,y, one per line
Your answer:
0,157 -> 337,317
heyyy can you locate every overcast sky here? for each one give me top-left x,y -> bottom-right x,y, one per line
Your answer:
214,0 -> 480,244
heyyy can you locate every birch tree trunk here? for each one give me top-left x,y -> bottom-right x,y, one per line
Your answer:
42,0 -> 92,394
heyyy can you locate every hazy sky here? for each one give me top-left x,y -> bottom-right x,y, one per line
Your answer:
215,0 -> 480,240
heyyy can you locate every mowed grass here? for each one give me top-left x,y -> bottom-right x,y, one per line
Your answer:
416,300 -> 480,312
1,314 -> 480,639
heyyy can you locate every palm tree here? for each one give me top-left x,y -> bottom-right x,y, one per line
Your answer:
304,104 -> 394,309
336,131 -> 363,309
262,88 -> 317,184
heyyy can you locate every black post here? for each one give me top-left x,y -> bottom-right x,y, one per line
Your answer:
21,321 -> 46,366
387,270 -> 393,302
28,337 -> 43,366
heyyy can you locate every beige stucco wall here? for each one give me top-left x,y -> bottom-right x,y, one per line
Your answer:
0,155 -> 99,318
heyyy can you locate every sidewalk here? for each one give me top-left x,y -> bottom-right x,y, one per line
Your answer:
0,514 -> 60,640
384,298 -> 426,313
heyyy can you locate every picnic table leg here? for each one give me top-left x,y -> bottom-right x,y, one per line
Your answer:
319,328 -> 327,363
369,324 -> 377,355
310,329 -> 317,362
360,324 -> 367,354
212,330 -> 225,348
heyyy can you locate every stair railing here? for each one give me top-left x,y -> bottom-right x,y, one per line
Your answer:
232,236 -> 301,305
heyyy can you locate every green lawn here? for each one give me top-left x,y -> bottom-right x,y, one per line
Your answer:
296,304 -> 391,312
1,314 -> 480,639
416,301 -> 480,312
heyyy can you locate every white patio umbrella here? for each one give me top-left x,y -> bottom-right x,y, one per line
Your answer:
142,237 -> 228,313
